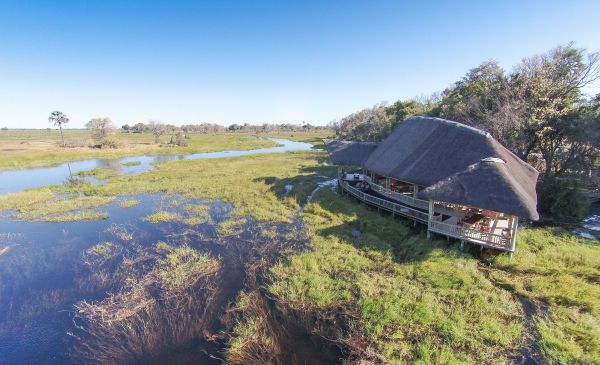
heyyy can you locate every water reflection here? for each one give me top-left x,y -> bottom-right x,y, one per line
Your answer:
0,194 -> 233,364
96,158 -> 124,174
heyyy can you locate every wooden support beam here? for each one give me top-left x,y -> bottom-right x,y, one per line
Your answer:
510,217 -> 519,252
427,199 -> 434,240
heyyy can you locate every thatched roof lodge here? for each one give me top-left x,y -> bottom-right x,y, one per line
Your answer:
325,116 -> 539,252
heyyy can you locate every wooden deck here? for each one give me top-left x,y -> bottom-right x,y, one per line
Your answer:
428,220 -> 513,251
340,180 -> 429,222
338,176 -> 517,252
363,176 -> 430,210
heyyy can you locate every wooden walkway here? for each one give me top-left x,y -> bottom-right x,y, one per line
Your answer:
340,180 -> 429,222
339,179 -> 515,252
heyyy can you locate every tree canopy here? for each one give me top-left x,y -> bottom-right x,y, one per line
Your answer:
334,44 -> 600,220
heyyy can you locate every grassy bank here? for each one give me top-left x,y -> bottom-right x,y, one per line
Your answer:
265,187 -> 600,364
0,150 -> 332,221
0,130 -> 329,171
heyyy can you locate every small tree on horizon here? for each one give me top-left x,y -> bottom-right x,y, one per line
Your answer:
148,120 -> 166,143
48,111 -> 69,147
86,117 -> 116,145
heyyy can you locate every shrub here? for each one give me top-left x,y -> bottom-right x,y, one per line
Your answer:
538,178 -> 590,222
95,138 -> 121,149
61,139 -> 89,148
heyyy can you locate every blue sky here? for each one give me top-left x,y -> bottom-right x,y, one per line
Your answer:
0,0 -> 599,128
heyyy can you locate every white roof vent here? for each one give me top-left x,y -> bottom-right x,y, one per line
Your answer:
481,157 -> 505,164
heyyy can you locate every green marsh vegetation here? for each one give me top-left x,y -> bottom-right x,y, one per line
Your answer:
144,210 -> 182,223
0,130 -> 286,171
76,167 -> 117,179
118,199 -> 140,208
260,185 -> 600,364
69,205 -> 310,364
1,128 -> 598,363
0,187 -> 115,221
73,240 -> 221,364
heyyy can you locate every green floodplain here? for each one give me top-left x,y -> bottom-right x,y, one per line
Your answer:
0,130 -> 599,364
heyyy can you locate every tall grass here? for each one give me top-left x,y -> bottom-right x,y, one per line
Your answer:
269,189 -> 527,364
490,228 -> 600,364
72,243 -> 220,364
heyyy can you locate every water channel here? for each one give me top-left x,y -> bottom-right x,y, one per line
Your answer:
0,138 -> 313,195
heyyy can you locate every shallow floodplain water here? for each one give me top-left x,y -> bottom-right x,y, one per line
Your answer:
0,194 -> 235,364
0,138 -> 313,195
573,203 -> 600,240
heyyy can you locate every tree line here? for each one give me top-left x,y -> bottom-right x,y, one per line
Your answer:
332,43 -> 600,221
48,114 -> 330,149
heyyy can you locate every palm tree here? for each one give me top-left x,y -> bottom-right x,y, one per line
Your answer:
48,111 -> 69,147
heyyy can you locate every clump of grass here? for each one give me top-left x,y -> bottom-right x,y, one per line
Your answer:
184,204 -> 210,216
118,199 -> 140,208
84,242 -> 123,267
86,242 -> 117,257
225,291 -> 280,365
0,187 -> 56,211
17,195 -> 114,220
106,224 -> 134,241
183,204 -> 211,225
72,243 -> 220,364
144,211 -> 181,223
157,244 -> 219,290
218,217 -> 248,235
76,167 -> 117,180
41,211 -> 109,222
121,161 -> 141,166
155,241 -> 174,253
0,188 -> 115,221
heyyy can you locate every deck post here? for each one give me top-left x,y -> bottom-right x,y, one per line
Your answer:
413,184 -> 418,198
427,200 -> 434,240
510,217 -> 519,252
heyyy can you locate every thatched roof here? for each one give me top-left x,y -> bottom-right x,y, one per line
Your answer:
323,139 -> 379,166
324,116 -> 539,219
418,158 -> 539,220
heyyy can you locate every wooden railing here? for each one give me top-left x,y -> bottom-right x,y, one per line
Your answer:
428,220 -> 513,251
363,176 -> 429,210
339,175 -> 516,252
340,180 -> 429,222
